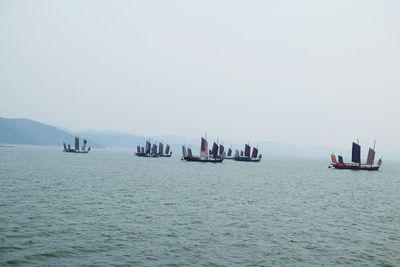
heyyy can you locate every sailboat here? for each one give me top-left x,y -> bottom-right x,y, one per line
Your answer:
330,140 -> 382,171
158,143 -> 172,157
224,148 -> 234,160
135,140 -> 172,158
181,137 -> 224,163
234,144 -> 262,162
63,137 -> 91,153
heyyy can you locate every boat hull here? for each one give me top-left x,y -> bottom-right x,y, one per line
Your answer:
182,156 -> 223,163
330,163 -> 380,171
63,150 -> 89,153
233,156 -> 261,162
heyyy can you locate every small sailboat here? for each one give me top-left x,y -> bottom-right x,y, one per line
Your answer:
234,144 -> 262,162
63,137 -> 91,153
181,137 -> 224,163
158,143 -> 172,157
330,140 -> 382,171
224,148 -> 234,160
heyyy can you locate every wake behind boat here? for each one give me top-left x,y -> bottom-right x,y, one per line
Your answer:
63,137 -> 91,153
181,137 -> 224,163
330,140 -> 382,171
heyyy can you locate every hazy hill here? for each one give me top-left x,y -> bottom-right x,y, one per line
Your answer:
0,117 -> 103,148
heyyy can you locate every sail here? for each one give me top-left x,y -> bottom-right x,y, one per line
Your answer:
352,142 -> 361,163
165,145 -> 170,155
75,137 -> 79,151
63,143 -> 67,151
338,155 -> 344,163
244,144 -> 251,157
159,143 -> 164,155
219,144 -> 225,156
188,148 -> 193,157
200,137 -> 208,158
251,147 -> 258,158
82,139 -> 87,151
211,142 -> 219,158
227,148 -> 232,157
151,144 -> 158,155
141,147 -> 144,153
145,141 -> 151,154
234,150 -> 239,157
137,146 -> 141,153
240,150 -> 244,157
366,148 -> 375,165
182,145 -> 187,157
331,154 -> 337,164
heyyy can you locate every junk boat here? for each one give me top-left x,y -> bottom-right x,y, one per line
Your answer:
135,140 -> 172,158
233,144 -> 262,162
181,137 -> 224,163
330,140 -> 382,171
63,137 -> 91,153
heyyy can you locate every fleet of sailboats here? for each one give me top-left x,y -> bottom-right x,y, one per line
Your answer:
61,134 -> 385,171
135,140 -> 172,158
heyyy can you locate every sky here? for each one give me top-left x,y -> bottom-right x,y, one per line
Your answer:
1,0 -> 399,151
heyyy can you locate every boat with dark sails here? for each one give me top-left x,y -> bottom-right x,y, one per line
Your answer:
330,140 -> 382,171
233,144 -> 262,162
63,137 -> 91,153
181,137 -> 224,163
135,140 -> 172,158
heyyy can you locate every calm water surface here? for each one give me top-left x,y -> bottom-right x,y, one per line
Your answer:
1,147 -> 400,266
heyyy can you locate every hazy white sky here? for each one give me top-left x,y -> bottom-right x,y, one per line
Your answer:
1,0 -> 399,150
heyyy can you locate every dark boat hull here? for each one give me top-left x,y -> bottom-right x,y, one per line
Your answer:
233,156 -> 261,162
64,150 -> 89,153
182,156 -> 223,163
159,154 -> 172,158
330,163 -> 380,171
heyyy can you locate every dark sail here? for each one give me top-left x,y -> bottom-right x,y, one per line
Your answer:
251,147 -> 258,158
137,146 -> 141,153
200,138 -> 208,158
338,155 -> 344,163
219,144 -> 225,156
165,145 -> 170,155
75,137 -> 79,151
244,144 -> 251,157
82,139 -> 87,151
240,150 -> 244,157
182,145 -> 187,157
366,148 -> 375,165
141,147 -> 144,153
188,148 -> 193,157
211,142 -> 218,158
227,148 -> 232,157
151,144 -> 158,155
352,142 -> 361,163
159,143 -> 164,155
145,141 -> 151,154
63,143 -> 67,151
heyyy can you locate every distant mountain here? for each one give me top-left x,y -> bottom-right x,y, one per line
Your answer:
0,117 -> 103,148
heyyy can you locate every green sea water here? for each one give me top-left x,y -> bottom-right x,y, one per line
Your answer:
1,147 -> 399,266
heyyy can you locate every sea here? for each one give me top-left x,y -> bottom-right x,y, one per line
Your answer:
1,146 -> 400,266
